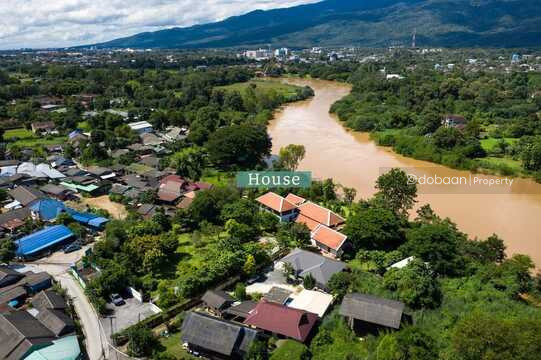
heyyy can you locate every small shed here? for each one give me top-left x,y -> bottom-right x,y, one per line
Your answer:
339,293 -> 404,331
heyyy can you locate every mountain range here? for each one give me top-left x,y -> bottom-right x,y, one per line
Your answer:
88,0 -> 541,49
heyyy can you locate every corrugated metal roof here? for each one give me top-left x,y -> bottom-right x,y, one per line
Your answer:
24,335 -> 81,360
15,226 -> 74,257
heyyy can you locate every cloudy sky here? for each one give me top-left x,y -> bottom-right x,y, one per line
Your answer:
0,0 -> 320,50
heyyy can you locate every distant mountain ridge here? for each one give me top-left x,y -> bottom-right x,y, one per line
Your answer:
87,0 -> 541,49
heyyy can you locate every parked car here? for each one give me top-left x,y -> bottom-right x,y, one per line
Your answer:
110,293 -> 125,306
63,242 -> 82,254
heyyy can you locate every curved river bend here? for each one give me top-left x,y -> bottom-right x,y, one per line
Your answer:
268,78 -> 541,266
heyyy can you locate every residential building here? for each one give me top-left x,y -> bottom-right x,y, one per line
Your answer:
128,121 -> 153,134
287,289 -> 333,318
181,312 -> 258,359
31,121 -> 56,134
310,224 -> 348,258
243,301 -> 318,342
14,225 -> 75,258
0,311 -> 56,360
339,293 -> 405,332
296,201 -> 345,230
277,249 -> 347,290
255,192 -> 298,222
443,114 -> 468,129
202,290 -> 235,316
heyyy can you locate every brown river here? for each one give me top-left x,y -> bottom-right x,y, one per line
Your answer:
268,78 -> 541,266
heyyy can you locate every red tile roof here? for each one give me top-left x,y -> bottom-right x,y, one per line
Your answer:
295,214 -> 321,231
158,175 -> 186,202
285,193 -> 306,206
312,225 -> 348,251
256,192 -> 297,213
244,301 -> 318,342
298,202 -> 345,228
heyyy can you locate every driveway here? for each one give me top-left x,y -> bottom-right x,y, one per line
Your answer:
246,266 -> 302,295
18,246 -> 110,360
101,297 -> 160,337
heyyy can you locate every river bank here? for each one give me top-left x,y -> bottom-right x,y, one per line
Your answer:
268,77 -> 541,266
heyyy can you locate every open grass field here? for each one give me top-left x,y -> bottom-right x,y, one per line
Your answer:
157,331 -> 194,359
480,137 -> 519,152
217,79 -> 301,99
3,127 -> 66,149
3,127 -> 34,139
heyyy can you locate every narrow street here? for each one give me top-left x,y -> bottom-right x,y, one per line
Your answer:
26,248 -> 110,360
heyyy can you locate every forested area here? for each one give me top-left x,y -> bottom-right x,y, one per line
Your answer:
325,62 -> 541,180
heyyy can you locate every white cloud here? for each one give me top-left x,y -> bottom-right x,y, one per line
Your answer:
0,0 -> 320,49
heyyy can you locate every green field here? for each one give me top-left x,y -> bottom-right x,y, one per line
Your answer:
8,136 -> 66,148
3,128 -> 34,140
480,137 -> 519,152
157,332 -> 194,359
217,79 -> 301,99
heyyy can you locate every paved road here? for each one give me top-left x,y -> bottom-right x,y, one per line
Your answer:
27,247 -> 110,360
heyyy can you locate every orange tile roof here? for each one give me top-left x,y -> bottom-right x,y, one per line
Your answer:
256,192 -> 297,213
295,214 -> 321,231
312,225 -> 347,251
285,193 -> 306,206
298,202 -> 345,228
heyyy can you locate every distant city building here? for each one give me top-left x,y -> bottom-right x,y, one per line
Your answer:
245,49 -> 272,60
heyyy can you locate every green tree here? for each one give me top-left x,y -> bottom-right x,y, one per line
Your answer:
402,220 -> 466,276
383,259 -> 442,309
303,273 -> 316,289
452,311 -> 541,360
344,203 -> 404,251
377,327 -> 438,360
278,144 -> 306,171
0,240 -> 16,264
375,168 -> 417,217
243,255 -> 256,277
206,124 -> 271,169
126,325 -> 157,357
170,146 -> 207,180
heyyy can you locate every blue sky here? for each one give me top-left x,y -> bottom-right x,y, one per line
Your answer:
0,0 -> 319,49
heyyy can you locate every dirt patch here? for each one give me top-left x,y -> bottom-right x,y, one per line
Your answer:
80,195 -> 128,220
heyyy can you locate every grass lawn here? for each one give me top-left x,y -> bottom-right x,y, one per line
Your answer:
480,137 -> 518,152
157,331 -> 194,359
200,169 -> 235,187
477,156 -> 524,176
3,128 -> 34,140
8,136 -> 66,148
77,121 -> 91,131
270,340 -> 309,360
217,80 -> 301,99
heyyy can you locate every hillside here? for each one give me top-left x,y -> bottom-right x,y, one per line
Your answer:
88,0 -> 541,49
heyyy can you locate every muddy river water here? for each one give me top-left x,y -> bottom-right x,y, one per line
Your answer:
268,78 -> 541,265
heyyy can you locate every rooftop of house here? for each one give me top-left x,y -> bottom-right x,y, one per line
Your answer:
279,248 -> 347,287
202,290 -> 235,311
181,312 -> 257,357
31,290 -> 67,311
262,287 -> 292,305
297,201 -> 345,228
288,289 -> 334,318
256,192 -> 297,213
0,311 -> 56,360
311,224 -> 348,251
285,193 -> 306,206
243,301 -> 318,342
339,293 -> 405,330
8,186 -> 45,206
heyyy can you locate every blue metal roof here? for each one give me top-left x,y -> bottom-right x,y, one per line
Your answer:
30,199 -> 66,221
15,225 -> 74,256
29,197 -> 109,228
